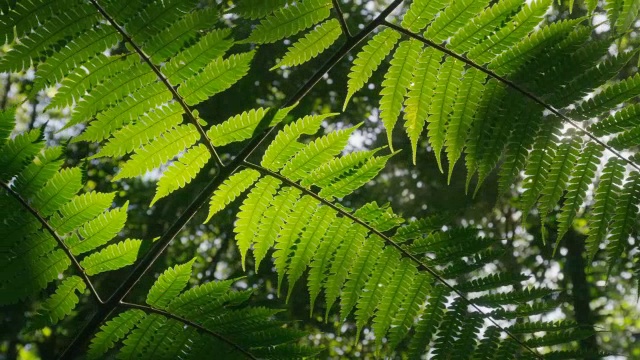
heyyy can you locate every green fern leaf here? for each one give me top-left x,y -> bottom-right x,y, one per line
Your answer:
273,195 -> 319,293
575,73 -> 640,120
585,158 -> 625,261
491,300 -> 562,320
206,168 -> 261,222
556,143 -> 603,242
403,47 -> 441,164
537,138 -> 581,225
380,39 -> 422,151
117,314 -> 167,360
427,56 -> 464,172
407,286 -> 447,359
254,187 -> 302,271
323,225 -> 367,319
177,51 -> 255,106
146,259 -> 195,309
113,125 -> 200,181
34,276 -> 86,326
244,0 -> 331,44
167,279 -> 237,316
616,0 -> 640,34
508,320 -> 580,334
457,273 -> 529,293
300,148 -> 380,187
472,288 -> 555,306
31,167 -> 83,217
260,113 -> 333,171
0,108 -> 15,147
431,298 -> 466,359
387,273 -> 431,349
66,203 -> 129,255
49,191 -> 116,235
606,0 -> 625,31
608,125 -> 640,151
286,205 -> 336,300
401,0 -> 448,32
234,0 -> 290,19
372,259 -> 417,347
271,19 -> 341,70
353,201 -> 404,232
424,0 -> 490,44
448,0 -> 522,54
162,28 -> 234,84
497,111 -> 540,194
80,239 -> 142,276
445,67 -> 486,181
0,0 -> 79,45
152,144 -> 211,205
93,103 -> 184,159
392,214 -> 450,243
343,29 -> 401,110
236,176 -> 282,270
450,313 -> 483,359
520,120 -> 561,215
319,153 -> 393,199
307,217 -> 349,311
467,0 -> 552,64
591,102 -> 640,137
207,107 -> 269,146
88,309 -> 147,360
0,128 -> 43,182
605,172 -> 640,274
12,147 -> 64,198
471,326 -> 500,360
280,125 -> 358,181
525,329 -> 595,348
354,247 -> 400,336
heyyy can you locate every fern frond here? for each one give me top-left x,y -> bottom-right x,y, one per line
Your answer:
608,125 -> 640,151
162,28 -> 234,84
280,126 -> 358,181
260,113 -> 334,171
66,203 -> 129,255
606,0 -> 626,32
234,0 -> 290,19
406,286 -> 447,359
471,326 -> 500,360
445,67 -> 486,181
118,314 -> 167,359
236,176 -> 282,270
371,259 -> 417,346
323,225 -> 367,318
392,214 -> 450,243
49,191 -> 116,235
343,29 -> 401,110
585,158 -> 625,261
273,195 -> 319,292
508,320 -> 579,334
490,300 -> 563,319
271,19 -> 341,70
319,153 -> 393,199
340,236 -> 384,321
497,111 -> 540,194
33,275 -> 86,326
424,0 -> 490,44
80,239 -> 142,276
427,56 -> 464,172
113,125 -> 200,181
448,0 -> 522,54
177,51 -> 255,106
472,288 -> 555,306
32,167 -> 83,217
575,73 -> 640,120
12,147 -> 64,198
616,0 -> 640,34
537,138 -> 581,226
253,187 -> 301,271
556,143 -> 603,241
466,0 -> 552,64
300,148 -> 380,187
400,0 -> 448,32
286,205 -> 336,300
88,309 -> 147,360
525,329 -> 594,348
456,273 -> 529,293
353,201 -> 404,232
403,47 -> 441,164
0,128 -> 44,182
206,168 -> 262,222
207,108 -> 269,146
380,39 -> 422,151
146,259 -> 195,309
152,144 -> 211,205
387,273 -> 431,349
605,172 -> 640,273
243,0 -> 331,44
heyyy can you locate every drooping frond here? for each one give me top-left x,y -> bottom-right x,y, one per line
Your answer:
271,19 -> 342,70
80,239 -> 143,276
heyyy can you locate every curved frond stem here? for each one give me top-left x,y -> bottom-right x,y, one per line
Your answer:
381,21 -> 640,173
87,0 -> 224,168
118,302 -> 257,360
240,161 -> 542,359
331,0 -> 352,39
0,181 -> 103,304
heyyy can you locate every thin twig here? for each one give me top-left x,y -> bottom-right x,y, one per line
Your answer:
87,0 -> 224,168
0,74 -> 11,110
382,21 -> 640,173
118,302 -> 257,360
241,161 -> 543,359
332,0 -> 352,39
0,181 -> 104,304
